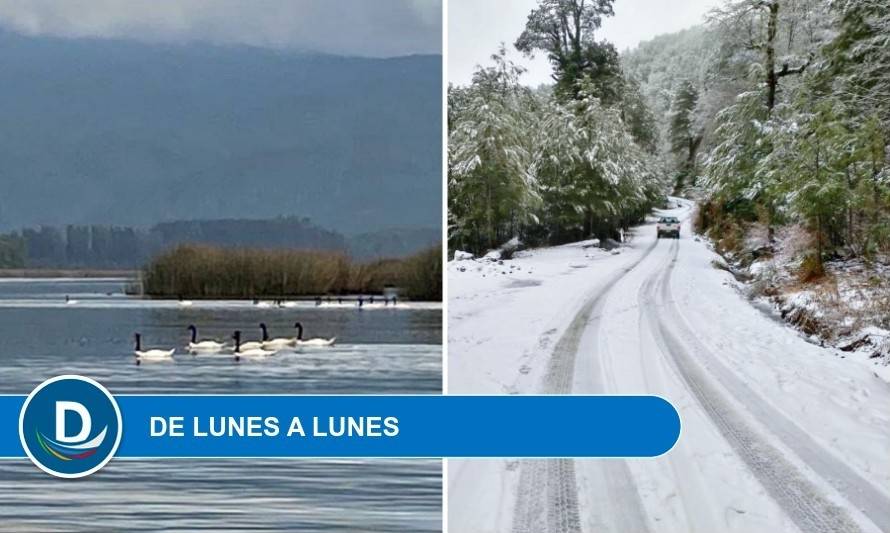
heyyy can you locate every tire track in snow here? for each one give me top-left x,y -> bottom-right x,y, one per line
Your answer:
644,240 -> 866,533
512,235 -> 663,533
635,239 -> 728,532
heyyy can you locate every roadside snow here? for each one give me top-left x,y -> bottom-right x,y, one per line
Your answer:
721,223 -> 890,384
448,237 -> 634,394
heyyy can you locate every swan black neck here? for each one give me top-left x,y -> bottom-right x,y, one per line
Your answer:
294,322 -> 304,340
134,333 -> 142,351
259,323 -> 269,341
232,330 -> 241,352
188,325 -> 197,343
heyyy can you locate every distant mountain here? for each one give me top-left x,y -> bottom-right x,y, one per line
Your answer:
0,30 -> 442,235
347,226 -> 441,260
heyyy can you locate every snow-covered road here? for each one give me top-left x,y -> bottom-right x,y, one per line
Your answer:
447,198 -> 890,533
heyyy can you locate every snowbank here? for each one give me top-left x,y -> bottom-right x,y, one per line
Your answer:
714,223 -> 890,383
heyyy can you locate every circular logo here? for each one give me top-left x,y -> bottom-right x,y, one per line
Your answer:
19,375 -> 122,479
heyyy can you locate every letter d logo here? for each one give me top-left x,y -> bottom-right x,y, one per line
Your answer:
56,401 -> 91,443
19,376 -> 122,479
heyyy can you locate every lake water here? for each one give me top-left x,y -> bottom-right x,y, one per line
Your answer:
0,278 -> 442,532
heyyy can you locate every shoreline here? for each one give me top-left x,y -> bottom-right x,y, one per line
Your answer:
0,269 -> 137,279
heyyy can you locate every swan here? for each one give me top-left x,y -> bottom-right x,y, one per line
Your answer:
134,333 -> 174,364
294,322 -> 336,347
260,322 -> 297,350
232,330 -> 275,361
186,325 -> 227,353
235,326 -> 265,351
178,296 -> 193,307
65,295 -> 78,305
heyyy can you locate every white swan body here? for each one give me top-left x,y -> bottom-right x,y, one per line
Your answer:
296,337 -> 336,347
179,300 -> 193,307
235,347 -> 275,360
260,323 -> 297,350
186,325 -> 227,353
189,340 -> 226,352
262,338 -> 297,350
136,349 -> 175,359
134,333 -> 174,363
239,340 -> 265,351
232,330 -> 275,361
294,322 -> 335,347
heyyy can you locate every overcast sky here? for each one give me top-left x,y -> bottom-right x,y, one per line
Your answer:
448,0 -> 720,86
0,0 -> 442,57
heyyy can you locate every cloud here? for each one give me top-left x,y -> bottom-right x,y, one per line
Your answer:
0,0 -> 442,56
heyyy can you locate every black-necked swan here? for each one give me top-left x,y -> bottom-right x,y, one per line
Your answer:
65,295 -> 78,305
235,326 -> 265,351
232,330 -> 275,361
294,322 -> 336,347
178,295 -> 193,307
186,325 -> 226,353
260,322 -> 297,350
134,333 -> 174,363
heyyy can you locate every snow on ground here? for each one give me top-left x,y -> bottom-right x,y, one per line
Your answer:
449,237 -> 634,394
447,198 -> 890,533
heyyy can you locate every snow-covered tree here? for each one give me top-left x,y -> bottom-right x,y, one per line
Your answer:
709,0 -> 822,111
820,0 -> 890,131
703,88 -> 773,213
449,44 -> 663,253
448,49 -> 538,253
515,0 -> 623,103
668,79 -> 703,190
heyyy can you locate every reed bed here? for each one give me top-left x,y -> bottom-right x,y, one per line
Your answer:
142,244 -> 442,301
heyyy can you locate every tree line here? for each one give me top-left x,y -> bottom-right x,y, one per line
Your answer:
448,0 -> 665,255
0,217 -> 347,269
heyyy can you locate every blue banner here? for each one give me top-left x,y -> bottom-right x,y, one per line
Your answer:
2,394 -> 680,459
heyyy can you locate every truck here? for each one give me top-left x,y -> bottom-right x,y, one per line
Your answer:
657,217 -> 681,239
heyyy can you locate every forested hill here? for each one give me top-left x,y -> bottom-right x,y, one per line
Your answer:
0,29 -> 441,235
622,0 -> 889,269
621,26 -> 717,153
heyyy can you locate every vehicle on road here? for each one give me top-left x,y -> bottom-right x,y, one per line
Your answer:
657,216 -> 681,238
